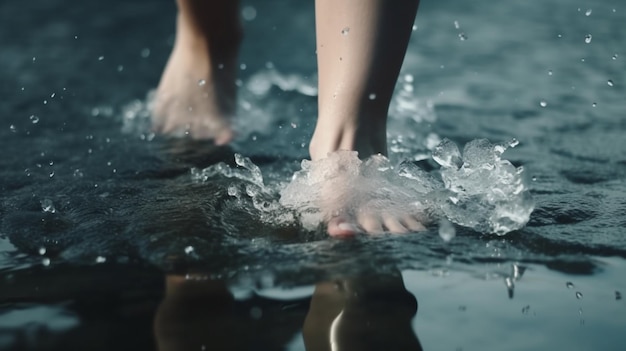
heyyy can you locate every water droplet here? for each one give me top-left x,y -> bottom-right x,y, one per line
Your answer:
557,34 -> 562,38
32,56 -> 36,62
504,277 -> 514,299
438,218 -> 456,242
584,34 -> 592,43
575,291 -> 583,299
95,256 -> 106,263
454,20 -> 460,29
341,27 -> 350,35
184,246 -> 194,255
198,79 -> 206,86
612,54 -> 618,60
38,247 -> 46,255
412,24 -> 417,31
585,9 -> 592,16
29,115 -> 39,124
50,93 -> 55,98
117,65 -> 124,72
240,63 -> 247,70
458,32 -> 467,41
548,70 -> 553,76
98,56 -> 104,61
368,93 -> 377,100
41,199 -> 56,213
49,171 -> 55,178
9,125 -> 17,133
140,48 -> 150,58
566,281 -> 575,289
74,35 -> 78,39
242,6 -> 257,21
250,306 -> 262,319
42,258 -> 51,266
592,102 -> 597,107
539,100 -> 547,107
607,80 -> 614,87
404,74 -> 414,83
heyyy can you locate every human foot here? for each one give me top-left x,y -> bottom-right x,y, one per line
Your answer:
282,150 -> 428,237
152,12 -> 240,145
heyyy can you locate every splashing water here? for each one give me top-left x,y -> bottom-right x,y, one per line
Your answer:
191,154 -> 296,225
430,138 -> 534,235
280,151 -> 433,230
280,138 -> 533,235
193,138 -> 533,236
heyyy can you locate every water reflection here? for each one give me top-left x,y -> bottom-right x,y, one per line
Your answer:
155,271 -> 422,350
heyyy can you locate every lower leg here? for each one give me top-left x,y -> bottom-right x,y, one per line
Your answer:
310,0 -> 420,160
309,0 -> 423,235
153,0 -> 242,144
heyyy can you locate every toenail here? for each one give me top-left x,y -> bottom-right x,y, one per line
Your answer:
338,223 -> 359,232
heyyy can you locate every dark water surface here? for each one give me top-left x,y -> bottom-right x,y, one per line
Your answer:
1,0 -> 626,350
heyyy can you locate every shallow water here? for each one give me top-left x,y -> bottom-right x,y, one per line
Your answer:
1,0 -> 626,350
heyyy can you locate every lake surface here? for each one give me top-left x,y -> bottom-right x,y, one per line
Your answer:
1,0 -> 625,350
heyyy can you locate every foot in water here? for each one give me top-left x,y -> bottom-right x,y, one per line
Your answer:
155,0 -> 424,236
294,147 -> 428,237
151,3 -> 241,145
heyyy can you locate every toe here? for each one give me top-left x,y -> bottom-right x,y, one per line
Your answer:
327,217 -> 359,237
357,213 -> 384,234
402,216 -> 426,232
382,216 -> 410,234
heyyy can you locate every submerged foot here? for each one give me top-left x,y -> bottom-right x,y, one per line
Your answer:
320,155 -> 427,237
327,210 -> 426,237
151,16 -> 240,145
282,151 -> 428,237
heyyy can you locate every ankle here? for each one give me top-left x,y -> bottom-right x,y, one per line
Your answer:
309,121 -> 387,161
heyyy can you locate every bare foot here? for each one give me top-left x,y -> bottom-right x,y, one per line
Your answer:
152,11 -> 240,145
311,151 -> 427,237
285,143 -> 428,237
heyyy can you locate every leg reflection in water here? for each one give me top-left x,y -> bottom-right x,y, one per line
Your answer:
304,271 -> 422,351
154,271 -> 421,350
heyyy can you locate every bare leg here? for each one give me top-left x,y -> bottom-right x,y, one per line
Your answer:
310,0 -> 423,236
152,0 -> 241,144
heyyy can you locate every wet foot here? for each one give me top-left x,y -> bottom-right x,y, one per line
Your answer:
152,15 -> 239,145
308,130 -> 427,237
327,210 -> 426,237
318,158 -> 426,237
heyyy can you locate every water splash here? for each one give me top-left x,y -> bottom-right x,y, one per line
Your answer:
281,151 -> 433,230
280,138 -> 533,235
191,138 -> 534,236
192,154 -> 296,225
40,199 -> 56,213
